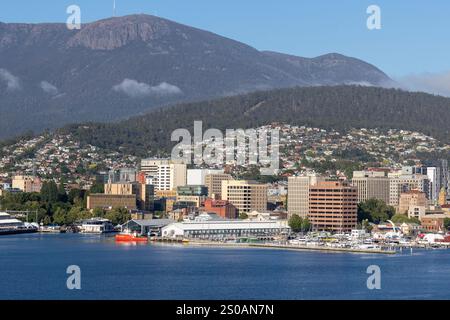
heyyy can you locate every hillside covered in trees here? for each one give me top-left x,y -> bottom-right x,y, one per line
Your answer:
59,85 -> 450,157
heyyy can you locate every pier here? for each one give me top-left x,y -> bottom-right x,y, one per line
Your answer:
181,239 -> 397,254
150,237 -> 189,243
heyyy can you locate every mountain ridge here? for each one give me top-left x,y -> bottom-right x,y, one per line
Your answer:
0,14 -> 392,140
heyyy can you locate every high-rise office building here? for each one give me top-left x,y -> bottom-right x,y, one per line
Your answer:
402,166 -> 441,202
287,174 -> 325,218
140,158 -> 186,191
426,167 -> 441,202
440,159 -> 449,199
388,171 -> 429,207
221,180 -> 268,214
308,181 -> 358,233
205,173 -> 233,199
351,171 -> 390,204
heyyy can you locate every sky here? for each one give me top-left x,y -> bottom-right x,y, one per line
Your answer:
1,0 -> 450,94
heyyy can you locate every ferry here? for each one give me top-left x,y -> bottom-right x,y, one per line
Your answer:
78,218 -> 115,234
0,212 -> 38,235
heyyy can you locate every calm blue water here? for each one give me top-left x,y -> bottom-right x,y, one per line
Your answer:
0,233 -> 449,300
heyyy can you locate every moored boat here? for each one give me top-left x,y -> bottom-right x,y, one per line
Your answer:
78,218 -> 115,234
0,212 -> 38,235
115,232 -> 148,242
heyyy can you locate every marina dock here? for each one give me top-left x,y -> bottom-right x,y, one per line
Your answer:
184,240 -> 397,254
248,243 -> 396,254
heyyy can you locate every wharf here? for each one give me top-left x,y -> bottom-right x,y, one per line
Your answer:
185,239 -> 396,254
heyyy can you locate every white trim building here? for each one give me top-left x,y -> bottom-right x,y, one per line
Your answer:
161,219 -> 290,239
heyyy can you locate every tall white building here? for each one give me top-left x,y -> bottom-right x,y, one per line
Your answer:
140,159 -> 186,191
426,167 -> 441,202
287,174 -> 325,218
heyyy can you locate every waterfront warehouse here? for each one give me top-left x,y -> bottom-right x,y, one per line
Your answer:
161,218 -> 290,239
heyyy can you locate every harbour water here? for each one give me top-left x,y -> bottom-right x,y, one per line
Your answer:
1,233 -> 449,300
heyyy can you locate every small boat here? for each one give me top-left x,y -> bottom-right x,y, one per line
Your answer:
115,232 -> 148,242
39,224 -> 61,233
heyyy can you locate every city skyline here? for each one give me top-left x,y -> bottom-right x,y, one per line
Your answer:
1,1 -> 450,304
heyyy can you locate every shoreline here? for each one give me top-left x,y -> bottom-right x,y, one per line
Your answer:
185,240 -> 397,254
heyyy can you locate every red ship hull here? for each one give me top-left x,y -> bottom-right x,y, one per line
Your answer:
115,234 -> 148,242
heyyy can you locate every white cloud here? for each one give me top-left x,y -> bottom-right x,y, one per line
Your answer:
0,68 -> 21,91
113,79 -> 152,98
113,79 -> 182,98
344,81 -> 374,87
150,82 -> 183,95
40,81 -> 59,95
396,71 -> 450,97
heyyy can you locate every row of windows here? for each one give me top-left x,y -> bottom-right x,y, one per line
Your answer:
310,189 -> 356,193
185,228 -> 287,235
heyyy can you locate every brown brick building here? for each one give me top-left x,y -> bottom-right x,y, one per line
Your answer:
87,194 -> 137,210
203,199 -> 238,219
420,214 -> 447,233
